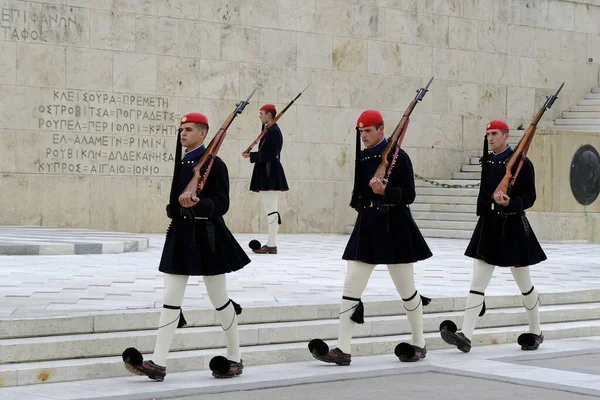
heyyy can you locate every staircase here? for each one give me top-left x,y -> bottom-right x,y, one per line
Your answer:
554,86 -> 600,131
414,132 -> 522,239
1,290 -> 600,387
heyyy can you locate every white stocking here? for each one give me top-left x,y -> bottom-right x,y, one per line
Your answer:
152,273 -> 189,367
204,274 -> 241,362
511,266 -> 541,335
337,261 -> 375,354
261,191 -> 279,247
461,259 -> 495,340
388,263 -> 425,348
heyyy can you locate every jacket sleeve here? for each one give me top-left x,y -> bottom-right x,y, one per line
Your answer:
249,125 -> 283,163
382,150 -> 416,205
192,157 -> 230,217
503,158 -> 536,213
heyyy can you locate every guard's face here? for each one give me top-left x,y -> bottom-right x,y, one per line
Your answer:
259,110 -> 271,125
359,124 -> 385,148
486,129 -> 509,153
180,122 -> 207,150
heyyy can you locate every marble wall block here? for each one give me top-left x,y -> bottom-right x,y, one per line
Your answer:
179,20 -> 220,59
333,180 -> 355,232
17,43 -> 65,87
332,37 -> 368,72
493,0 -> 521,24
385,9 -> 418,44
462,0 -> 493,21
66,48 -> 112,91
297,32 -> 332,70
90,10 -> 136,51
433,0 -> 462,17
587,34 -> 600,64
113,53 -> 158,94
215,99 -> 259,142
260,28 -> 297,66
135,177 -> 173,233
296,105 -> 335,144
507,25 -> 536,57
0,42 -> 17,85
156,57 -> 202,97
478,21 -> 508,54
315,0 -> 352,36
238,63 -> 284,103
135,16 -> 178,56
277,67 -> 316,105
0,174 -> 43,225
549,0 -> 575,31
459,50 -> 486,83
534,28 -> 562,59
0,86 -> 42,130
478,84 -> 507,118
201,0 -> 241,24
447,81 -> 478,116
449,17 -> 478,50
285,142 -> 314,180
158,0 -> 200,19
402,0 -> 433,13
400,44 -> 433,78
0,130 -> 16,173
367,41 -> 402,75
416,13 -> 449,47
240,0 -> 279,28
429,114 -> 463,149
90,176 -> 137,232
220,25 -> 260,62
561,31 -> 589,62
507,86 -> 536,119
313,70 -> 352,108
350,4 -> 384,39
67,0 -> 157,14
519,0 -> 549,28
224,179 -> 261,232
41,175 -> 91,228
297,181 -> 335,233
39,4 -> 90,47
432,48 -> 450,80
574,3 -> 600,34
199,59 -> 240,100
279,0 -> 316,32
483,54 -> 521,87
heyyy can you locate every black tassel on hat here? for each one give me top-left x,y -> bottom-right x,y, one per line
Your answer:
349,127 -> 362,210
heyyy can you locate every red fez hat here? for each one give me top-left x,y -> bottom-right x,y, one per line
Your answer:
357,110 -> 383,128
486,119 -> 509,131
180,112 -> 208,126
260,103 -> 276,112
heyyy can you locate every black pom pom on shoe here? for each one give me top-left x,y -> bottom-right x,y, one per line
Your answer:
122,347 -> 143,365
439,320 -> 458,333
249,240 -> 261,250
209,356 -> 231,374
394,342 -> 415,359
308,338 -> 329,355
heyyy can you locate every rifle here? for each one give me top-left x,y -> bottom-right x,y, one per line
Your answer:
494,82 -> 564,196
373,76 -> 434,181
242,85 -> 309,155
183,89 -> 256,198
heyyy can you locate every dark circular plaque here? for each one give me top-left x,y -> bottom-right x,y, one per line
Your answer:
570,144 -> 600,206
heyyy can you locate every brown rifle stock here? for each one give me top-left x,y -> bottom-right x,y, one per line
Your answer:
183,89 -> 256,197
373,76 -> 434,181
494,82 -> 564,196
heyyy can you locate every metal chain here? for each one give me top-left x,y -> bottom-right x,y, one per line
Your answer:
413,173 -> 481,189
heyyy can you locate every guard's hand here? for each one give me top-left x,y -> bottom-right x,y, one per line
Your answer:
369,178 -> 388,195
242,151 -> 250,159
493,191 -> 510,207
179,190 -> 200,208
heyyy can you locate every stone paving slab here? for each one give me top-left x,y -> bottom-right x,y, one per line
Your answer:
2,337 -> 600,400
0,227 -> 149,256
0,233 -> 599,316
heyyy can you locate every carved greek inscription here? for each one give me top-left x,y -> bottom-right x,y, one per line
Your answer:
34,89 -> 179,177
1,4 -> 84,43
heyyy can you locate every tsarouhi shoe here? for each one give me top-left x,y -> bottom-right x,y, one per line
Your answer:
253,245 -> 277,254
518,332 -> 544,350
122,348 -> 166,382
209,356 -> 244,378
308,339 -> 351,365
394,343 -> 427,362
440,320 -> 472,353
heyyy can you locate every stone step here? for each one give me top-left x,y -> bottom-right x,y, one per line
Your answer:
470,157 -> 481,164
452,171 -> 480,180
415,187 -> 479,197
415,220 -> 477,230
414,195 -> 477,205
570,105 -> 600,112
410,203 -> 475,213
420,228 -> 473,239
592,86 -> 600,93
577,99 -> 600,106
562,111 -> 600,119
411,211 -> 478,222
585,92 -> 600,99
461,164 -> 481,173
555,119 -> 600,125
1,304 -> 600,387
549,125 -> 600,131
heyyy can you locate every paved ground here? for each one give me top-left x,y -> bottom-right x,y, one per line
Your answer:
3,337 -> 600,399
1,233 -> 600,316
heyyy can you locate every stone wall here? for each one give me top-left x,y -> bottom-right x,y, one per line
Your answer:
1,0 -> 599,233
